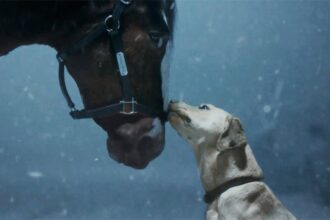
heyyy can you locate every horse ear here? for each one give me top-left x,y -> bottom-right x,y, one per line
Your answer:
216,117 -> 247,153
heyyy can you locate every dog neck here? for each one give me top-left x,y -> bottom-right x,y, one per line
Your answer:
193,142 -> 263,193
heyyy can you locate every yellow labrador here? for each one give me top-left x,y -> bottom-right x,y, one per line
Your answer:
168,101 -> 296,220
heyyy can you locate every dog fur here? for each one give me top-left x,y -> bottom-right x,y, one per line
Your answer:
168,101 -> 296,220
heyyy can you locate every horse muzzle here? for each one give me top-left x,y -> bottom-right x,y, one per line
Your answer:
104,115 -> 165,169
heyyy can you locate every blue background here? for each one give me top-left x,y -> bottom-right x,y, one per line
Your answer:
0,0 -> 329,219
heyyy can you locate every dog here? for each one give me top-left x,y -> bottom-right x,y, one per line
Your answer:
168,101 -> 296,220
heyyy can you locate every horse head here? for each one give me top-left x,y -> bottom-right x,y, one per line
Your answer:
51,0 -> 175,169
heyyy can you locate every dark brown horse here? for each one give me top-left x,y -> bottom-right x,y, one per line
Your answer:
0,0 -> 175,169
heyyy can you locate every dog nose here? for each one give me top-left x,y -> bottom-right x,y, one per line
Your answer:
169,100 -> 178,104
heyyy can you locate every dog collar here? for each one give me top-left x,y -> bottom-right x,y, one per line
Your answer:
203,176 -> 263,204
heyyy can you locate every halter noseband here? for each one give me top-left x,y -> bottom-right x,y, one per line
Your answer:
56,0 -> 164,120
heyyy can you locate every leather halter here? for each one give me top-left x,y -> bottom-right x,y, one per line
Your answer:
56,0 -> 164,120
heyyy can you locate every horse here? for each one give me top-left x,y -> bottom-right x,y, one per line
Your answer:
0,0 -> 176,169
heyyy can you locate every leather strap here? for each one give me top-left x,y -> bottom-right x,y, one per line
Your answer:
108,22 -> 133,101
203,176 -> 263,204
69,101 -> 158,119
58,61 -> 75,110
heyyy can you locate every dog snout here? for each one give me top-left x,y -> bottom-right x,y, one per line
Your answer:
168,100 -> 182,111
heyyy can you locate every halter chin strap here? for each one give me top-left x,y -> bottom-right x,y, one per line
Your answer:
56,0 -> 163,120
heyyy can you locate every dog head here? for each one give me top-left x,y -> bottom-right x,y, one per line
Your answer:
168,101 -> 247,153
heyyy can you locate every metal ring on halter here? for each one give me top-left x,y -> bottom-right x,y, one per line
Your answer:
104,15 -> 120,33
120,0 -> 133,5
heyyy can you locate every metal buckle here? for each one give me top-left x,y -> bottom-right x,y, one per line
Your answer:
120,98 -> 137,114
104,15 -> 120,33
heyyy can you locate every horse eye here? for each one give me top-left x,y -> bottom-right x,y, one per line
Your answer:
199,105 -> 210,110
148,31 -> 165,47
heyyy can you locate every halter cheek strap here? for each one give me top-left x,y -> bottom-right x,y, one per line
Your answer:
56,0 -> 164,120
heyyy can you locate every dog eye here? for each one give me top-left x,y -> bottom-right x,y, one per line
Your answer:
199,104 -> 210,110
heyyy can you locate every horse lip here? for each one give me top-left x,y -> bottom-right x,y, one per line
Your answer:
119,150 -> 149,169
106,116 -> 165,169
108,145 -> 149,169
124,160 -> 148,169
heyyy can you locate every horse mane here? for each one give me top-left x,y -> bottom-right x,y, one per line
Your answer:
0,1 -> 97,38
0,0 -> 176,55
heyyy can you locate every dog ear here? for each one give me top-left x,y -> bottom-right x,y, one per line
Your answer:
216,117 -> 247,153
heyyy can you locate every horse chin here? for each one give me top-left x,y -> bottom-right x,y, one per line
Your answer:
105,116 -> 165,169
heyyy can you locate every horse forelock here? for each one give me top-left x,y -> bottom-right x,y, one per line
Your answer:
88,0 -> 176,35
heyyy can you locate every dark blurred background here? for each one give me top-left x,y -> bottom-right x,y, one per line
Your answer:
0,0 -> 329,219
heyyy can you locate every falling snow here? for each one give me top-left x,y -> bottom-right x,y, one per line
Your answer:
263,105 -> 272,113
129,175 -> 135,181
0,1 -> 329,220
27,171 -> 44,179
